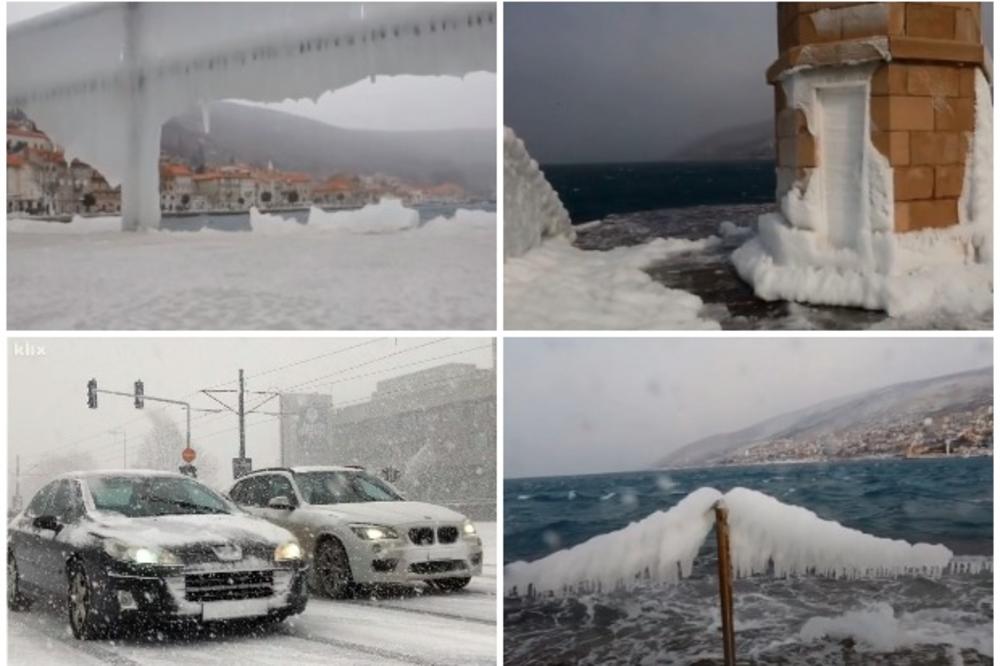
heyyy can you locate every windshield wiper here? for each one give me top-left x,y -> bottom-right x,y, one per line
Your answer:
142,496 -> 227,515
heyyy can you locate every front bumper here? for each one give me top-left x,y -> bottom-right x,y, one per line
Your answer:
90,559 -> 309,624
349,535 -> 484,584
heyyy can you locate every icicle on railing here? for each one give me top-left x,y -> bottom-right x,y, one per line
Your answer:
505,486 -> 967,598
504,487 -> 722,597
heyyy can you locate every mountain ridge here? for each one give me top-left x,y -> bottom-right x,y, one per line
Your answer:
655,367 -> 993,468
160,101 -> 496,196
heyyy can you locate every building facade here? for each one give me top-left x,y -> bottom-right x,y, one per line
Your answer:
279,363 -> 496,520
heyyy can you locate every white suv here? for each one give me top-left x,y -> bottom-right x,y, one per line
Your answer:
227,466 -> 483,597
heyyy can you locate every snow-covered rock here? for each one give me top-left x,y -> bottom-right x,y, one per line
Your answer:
503,127 -> 574,258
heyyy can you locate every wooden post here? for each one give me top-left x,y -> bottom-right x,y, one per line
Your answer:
714,502 -> 737,666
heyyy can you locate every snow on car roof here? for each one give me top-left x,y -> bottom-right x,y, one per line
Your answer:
289,465 -> 366,473
58,469 -> 187,480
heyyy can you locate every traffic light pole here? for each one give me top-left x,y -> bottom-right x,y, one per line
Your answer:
95,388 -> 192,447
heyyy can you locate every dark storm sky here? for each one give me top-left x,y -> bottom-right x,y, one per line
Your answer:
505,2 -> 995,165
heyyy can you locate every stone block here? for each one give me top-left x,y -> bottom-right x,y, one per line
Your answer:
893,166 -> 935,201
906,4 -> 956,40
934,164 -> 966,198
935,96 -> 975,131
906,64 -> 960,96
910,131 -> 963,165
872,130 -> 910,166
871,63 -> 907,95
895,198 -> 959,232
870,95 -> 935,131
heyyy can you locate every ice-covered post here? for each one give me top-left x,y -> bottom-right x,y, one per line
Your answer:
714,501 -> 736,666
120,3 -> 162,231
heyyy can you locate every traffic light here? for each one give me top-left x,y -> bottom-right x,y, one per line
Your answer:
134,380 -> 144,409
87,379 -> 98,409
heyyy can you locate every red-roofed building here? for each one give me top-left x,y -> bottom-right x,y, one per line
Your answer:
160,161 -> 194,211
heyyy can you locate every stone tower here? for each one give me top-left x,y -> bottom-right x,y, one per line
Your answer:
772,2 -> 986,233
734,2 -> 992,313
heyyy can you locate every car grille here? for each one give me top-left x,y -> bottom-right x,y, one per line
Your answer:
408,527 -> 435,546
437,526 -> 459,544
409,560 -> 465,574
185,570 -> 274,602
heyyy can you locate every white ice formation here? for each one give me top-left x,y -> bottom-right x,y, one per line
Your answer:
504,488 -> 722,597
503,127 -> 720,330
734,65 -> 992,320
505,487 -> 960,597
503,127 -> 575,258
8,3 -> 495,230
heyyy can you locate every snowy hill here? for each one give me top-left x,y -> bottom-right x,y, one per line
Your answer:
671,118 -> 774,162
656,367 -> 993,467
161,101 -> 496,196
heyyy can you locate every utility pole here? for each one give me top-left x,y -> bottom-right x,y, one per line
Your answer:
239,368 -> 246,459
12,455 -> 22,514
201,368 -> 283,480
110,428 -> 126,468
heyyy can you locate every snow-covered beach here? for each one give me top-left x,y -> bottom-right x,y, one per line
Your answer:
7,201 -> 496,330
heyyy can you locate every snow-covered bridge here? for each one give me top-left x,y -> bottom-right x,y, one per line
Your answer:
8,3 -> 496,230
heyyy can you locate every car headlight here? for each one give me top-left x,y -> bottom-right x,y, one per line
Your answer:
349,524 -> 399,540
103,539 -> 180,566
274,540 -> 302,562
462,519 -> 477,536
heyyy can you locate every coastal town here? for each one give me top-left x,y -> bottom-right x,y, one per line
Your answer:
717,405 -> 994,466
7,118 -> 473,218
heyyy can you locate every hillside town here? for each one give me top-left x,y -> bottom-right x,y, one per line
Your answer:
7,119 -> 473,218
718,405 -> 994,466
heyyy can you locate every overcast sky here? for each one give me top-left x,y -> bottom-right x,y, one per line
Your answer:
7,2 -> 496,132
9,338 -> 493,497
506,2 -> 994,164
505,338 -> 992,479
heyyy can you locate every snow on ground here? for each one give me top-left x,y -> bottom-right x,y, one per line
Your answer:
7,524 -> 497,665
503,127 -> 720,330
505,236 -> 722,330
7,202 -> 495,330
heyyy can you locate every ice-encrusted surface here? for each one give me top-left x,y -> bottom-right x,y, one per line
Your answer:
503,127 -> 719,330
8,206 -> 496,329
503,127 -> 574,258
504,488 -> 722,596
9,3 -> 496,229
505,487 -> 957,597
734,64 -> 992,322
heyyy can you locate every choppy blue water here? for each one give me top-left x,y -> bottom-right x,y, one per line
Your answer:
505,459 -> 993,664
505,458 -> 993,565
540,160 -> 775,224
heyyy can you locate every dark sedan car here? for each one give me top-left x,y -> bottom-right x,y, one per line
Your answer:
8,470 -> 309,639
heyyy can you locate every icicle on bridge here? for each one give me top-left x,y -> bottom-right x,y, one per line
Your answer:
8,2 -> 496,230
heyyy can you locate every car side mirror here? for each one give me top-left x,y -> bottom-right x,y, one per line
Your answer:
33,515 -> 61,532
268,495 -> 296,511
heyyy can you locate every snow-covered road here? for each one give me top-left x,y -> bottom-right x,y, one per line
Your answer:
8,525 -> 498,665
